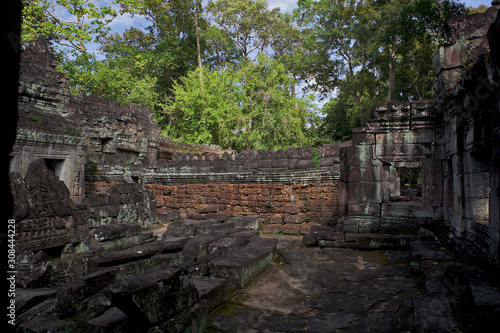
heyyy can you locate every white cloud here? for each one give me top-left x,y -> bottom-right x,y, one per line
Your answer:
267,0 -> 298,13
108,13 -> 149,34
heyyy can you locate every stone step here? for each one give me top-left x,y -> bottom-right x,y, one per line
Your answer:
227,215 -> 262,230
89,232 -> 157,252
86,237 -> 189,271
91,223 -> 141,242
209,237 -> 278,287
303,228 -> 417,250
163,219 -> 235,238
191,276 -> 235,312
103,265 -> 198,326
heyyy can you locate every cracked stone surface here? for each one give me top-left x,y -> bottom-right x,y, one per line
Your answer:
206,237 -> 424,332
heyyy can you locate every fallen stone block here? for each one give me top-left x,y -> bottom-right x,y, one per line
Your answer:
469,279 -> 500,328
355,233 -> 416,249
196,220 -> 235,235
228,215 -> 262,230
89,232 -> 157,252
16,250 -> 54,288
55,268 -> 118,318
92,223 -> 141,242
410,240 -> 455,261
85,307 -> 129,333
192,276 -> 235,312
302,233 -> 317,246
16,287 -> 57,317
413,295 -> 458,332
300,222 -> 321,235
88,292 -> 112,315
209,230 -> 259,252
417,227 -> 438,241
87,237 -> 189,271
182,233 -> 223,262
164,219 -> 235,238
55,279 -> 87,318
209,237 -> 277,287
104,265 -> 198,325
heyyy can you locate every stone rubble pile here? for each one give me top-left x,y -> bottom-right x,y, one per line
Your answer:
13,216 -> 277,332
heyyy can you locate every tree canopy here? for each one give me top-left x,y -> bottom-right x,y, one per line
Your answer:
21,0 -> 470,150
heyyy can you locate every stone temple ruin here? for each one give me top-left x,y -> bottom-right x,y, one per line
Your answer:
7,3 -> 500,332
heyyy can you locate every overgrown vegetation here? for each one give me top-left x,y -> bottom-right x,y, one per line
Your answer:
22,0 -> 471,150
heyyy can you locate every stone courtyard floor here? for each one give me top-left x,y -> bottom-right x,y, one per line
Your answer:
205,235 -> 496,333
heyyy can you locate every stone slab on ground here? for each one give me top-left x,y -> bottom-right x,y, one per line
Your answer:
206,245 -> 425,332
87,236 -> 189,270
55,268 -> 118,318
163,219 -> 235,238
92,223 -> 141,242
209,237 -> 278,287
413,295 -> 459,332
84,307 -> 129,333
227,215 -> 262,230
410,240 -> 455,261
15,288 -> 57,316
103,265 -> 198,325
89,232 -> 157,252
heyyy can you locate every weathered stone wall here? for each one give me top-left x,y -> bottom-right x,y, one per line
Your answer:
148,182 -> 339,233
429,4 -> 500,265
9,159 -> 89,252
11,38 -> 162,203
338,101 -> 437,235
85,142 -> 349,230
84,183 -> 159,229
12,38 -> 347,239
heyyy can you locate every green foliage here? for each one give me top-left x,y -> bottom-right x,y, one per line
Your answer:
298,0 -> 467,144
164,54 -> 315,151
21,0 -> 124,52
21,0 -> 468,151
60,51 -> 159,108
208,0 -> 281,59
400,167 -> 420,185
28,114 -> 42,125
312,148 -> 321,168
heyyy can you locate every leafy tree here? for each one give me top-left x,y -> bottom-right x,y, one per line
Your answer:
165,54 -> 316,151
297,0 -> 467,144
372,0 -> 467,101
21,0 -> 122,53
208,0 -> 281,60
467,4 -> 488,14
295,0 -> 379,120
203,25 -> 243,69
316,97 -> 355,144
60,51 -> 159,107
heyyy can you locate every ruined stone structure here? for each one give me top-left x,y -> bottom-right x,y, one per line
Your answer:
7,3 -> 500,332
10,2 -> 500,266
431,4 -> 500,266
11,37 -> 348,253
338,101 -> 436,235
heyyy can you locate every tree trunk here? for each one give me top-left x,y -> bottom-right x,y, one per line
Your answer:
194,0 -> 204,93
388,48 -> 395,102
